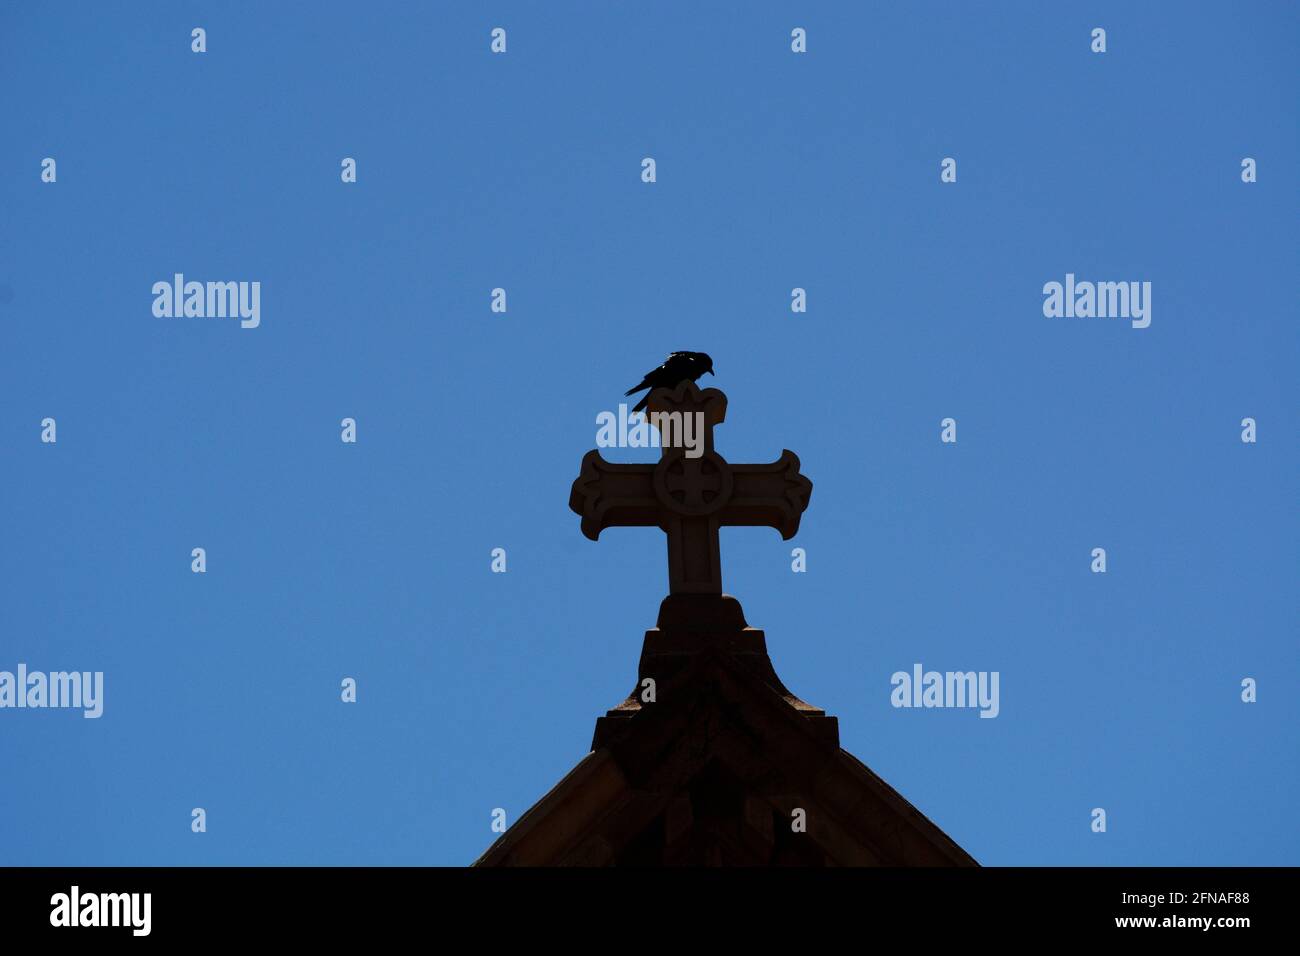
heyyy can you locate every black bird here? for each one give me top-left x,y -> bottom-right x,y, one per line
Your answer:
624,351 -> 715,412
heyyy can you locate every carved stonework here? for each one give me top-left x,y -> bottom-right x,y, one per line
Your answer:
568,381 -> 812,595
475,383 -> 976,866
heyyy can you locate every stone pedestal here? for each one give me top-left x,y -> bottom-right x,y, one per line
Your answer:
593,594 -> 838,750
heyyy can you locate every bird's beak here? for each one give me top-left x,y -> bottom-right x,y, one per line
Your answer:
707,368 -> 715,376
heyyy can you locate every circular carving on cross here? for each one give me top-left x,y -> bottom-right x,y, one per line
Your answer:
653,450 -> 733,516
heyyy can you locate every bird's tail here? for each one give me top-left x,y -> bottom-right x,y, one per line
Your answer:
632,394 -> 650,413
624,385 -> 642,397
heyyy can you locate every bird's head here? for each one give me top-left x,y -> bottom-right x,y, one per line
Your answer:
695,352 -> 715,376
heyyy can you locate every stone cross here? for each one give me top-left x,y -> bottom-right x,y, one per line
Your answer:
569,381 -> 813,595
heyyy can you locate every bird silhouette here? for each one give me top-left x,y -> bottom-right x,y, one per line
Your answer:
625,352 -> 715,413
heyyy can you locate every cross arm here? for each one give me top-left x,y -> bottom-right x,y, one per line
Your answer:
722,450 -> 813,540
568,450 -> 659,541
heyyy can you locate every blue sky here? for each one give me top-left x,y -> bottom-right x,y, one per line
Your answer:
1,2 -> 1295,866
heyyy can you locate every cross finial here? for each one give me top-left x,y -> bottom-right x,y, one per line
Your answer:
569,381 -> 812,595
